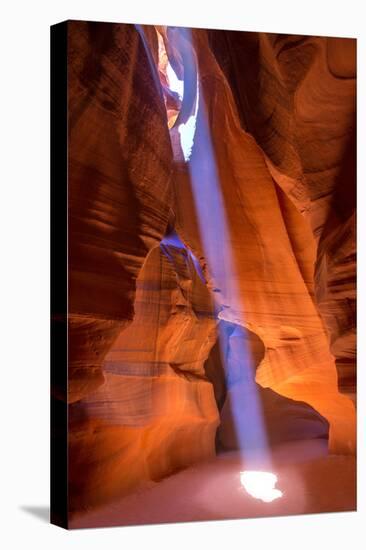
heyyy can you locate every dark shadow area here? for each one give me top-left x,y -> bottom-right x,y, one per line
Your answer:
204,320 -> 329,453
20,506 -> 50,523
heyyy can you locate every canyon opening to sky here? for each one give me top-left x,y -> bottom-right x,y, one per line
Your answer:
52,20 -> 356,529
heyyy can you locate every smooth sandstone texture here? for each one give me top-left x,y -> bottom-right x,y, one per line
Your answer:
66,21 -> 175,511
172,29 -> 355,455
209,31 -> 356,400
65,22 -> 356,515
67,22 -> 173,403
69,238 -> 219,511
211,324 -> 329,450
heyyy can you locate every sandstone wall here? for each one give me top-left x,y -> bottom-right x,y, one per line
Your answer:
64,23 -> 356,515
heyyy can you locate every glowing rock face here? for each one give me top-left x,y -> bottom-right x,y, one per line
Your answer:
177,92 -> 198,162
240,471 -> 283,503
166,62 -> 183,100
166,60 -> 198,162
157,28 -> 199,162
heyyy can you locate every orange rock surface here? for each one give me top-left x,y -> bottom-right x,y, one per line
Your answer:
69,240 -> 219,511
209,30 -> 356,400
62,21 -> 356,515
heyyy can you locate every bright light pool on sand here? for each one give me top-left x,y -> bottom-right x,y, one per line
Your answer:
240,471 -> 283,503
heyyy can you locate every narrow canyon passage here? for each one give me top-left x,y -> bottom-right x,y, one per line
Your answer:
63,21 -> 356,526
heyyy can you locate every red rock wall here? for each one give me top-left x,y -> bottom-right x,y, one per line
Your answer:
172,29 -> 355,455
69,240 -> 219,511
67,21 -> 173,403
208,30 -> 356,400
67,21 -> 176,511
65,22 -> 356,515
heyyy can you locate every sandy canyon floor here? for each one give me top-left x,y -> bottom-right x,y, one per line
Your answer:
70,439 -> 356,529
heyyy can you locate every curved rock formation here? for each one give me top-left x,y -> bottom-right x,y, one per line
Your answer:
208,30 -> 356,400
69,234 -> 219,511
170,29 -> 355,454
63,21 -> 356,517
66,22 -> 173,403
204,323 -> 329,450
66,21 -> 175,511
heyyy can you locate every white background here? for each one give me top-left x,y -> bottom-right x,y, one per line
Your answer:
0,1 -> 364,548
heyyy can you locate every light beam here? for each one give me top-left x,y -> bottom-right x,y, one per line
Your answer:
154,25 -> 284,502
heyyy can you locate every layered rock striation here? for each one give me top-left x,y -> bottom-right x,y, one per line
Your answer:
63,22 -> 356,515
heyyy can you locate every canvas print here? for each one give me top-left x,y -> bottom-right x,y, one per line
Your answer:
51,20 -> 356,529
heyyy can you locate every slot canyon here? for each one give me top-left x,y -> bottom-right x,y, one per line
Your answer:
54,21 -> 356,527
